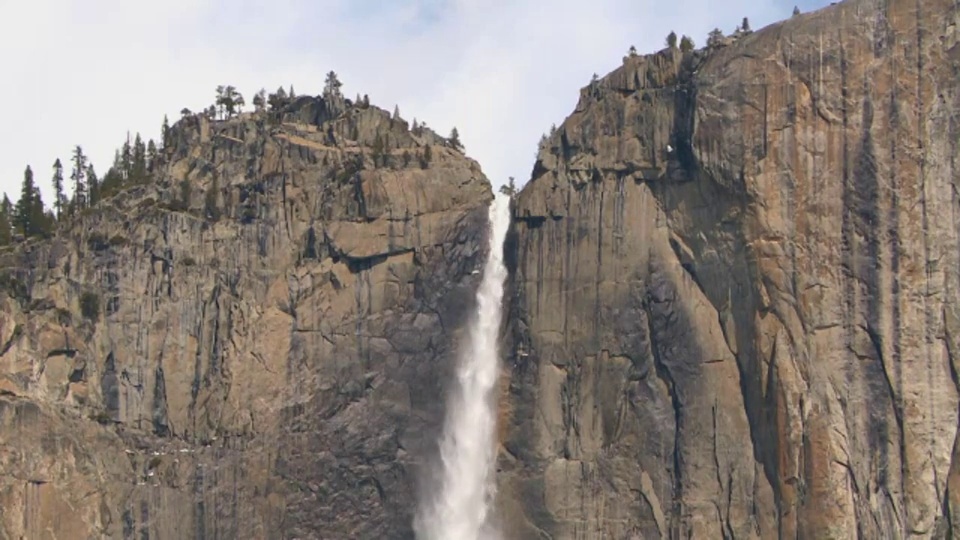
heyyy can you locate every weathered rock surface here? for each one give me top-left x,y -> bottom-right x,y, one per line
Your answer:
0,96 -> 492,538
501,0 -> 960,537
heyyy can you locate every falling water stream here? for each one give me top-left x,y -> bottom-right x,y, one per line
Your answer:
414,193 -> 511,540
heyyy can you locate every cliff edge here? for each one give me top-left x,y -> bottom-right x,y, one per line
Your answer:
0,95 -> 492,538
503,0 -> 960,537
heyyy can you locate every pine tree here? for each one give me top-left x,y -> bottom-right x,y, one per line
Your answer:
161,115 -> 170,150
680,35 -> 695,53
289,85 -> 296,99
146,139 -> 158,173
215,86 -> 243,118
100,148 -> 124,200
707,28 -> 725,48
449,127 -> 463,151
86,164 -> 100,207
793,5 -> 800,16
253,89 -> 266,112
0,195 -> 12,246
15,166 -> 47,237
51,158 -> 65,219
324,71 -> 343,99
70,146 -> 88,212
234,92 -> 245,114
268,87 -> 287,111
392,105 -> 401,121
741,17 -> 751,32
121,134 -> 132,180
666,31 -> 678,48
215,85 -> 226,119
132,133 -> 147,181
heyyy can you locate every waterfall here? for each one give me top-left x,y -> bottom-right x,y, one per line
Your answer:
414,193 -> 511,540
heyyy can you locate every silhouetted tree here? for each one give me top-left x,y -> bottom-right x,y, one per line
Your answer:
0,195 -> 12,245
499,177 -> 517,197
132,133 -> 147,181
215,85 -> 243,118
86,164 -> 100,206
100,165 -> 124,200
628,45 -> 637,56
161,115 -> 170,149
70,146 -> 88,212
268,86 -> 288,111
666,31 -> 678,48
121,134 -> 132,179
146,139 -> 158,173
449,127 -> 463,151
393,105 -> 401,121
234,92 -> 245,114
741,17 -> 751,32
707,28 -> 725,47
793,5 -> 801,16
253,89 -> 267,112
324,71 -> 343,99
15,166 -> 49,237
51,158 -> 65,219
680,35 -> 695,53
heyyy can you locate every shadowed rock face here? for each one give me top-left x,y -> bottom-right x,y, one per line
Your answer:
0,97 -> 492,539
4,0 -> 960,538
500,0 -> 960,537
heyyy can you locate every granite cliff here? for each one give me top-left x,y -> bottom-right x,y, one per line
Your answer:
4,0 -> 960,538
500,0 -> 960,537
0,95 -> 492,538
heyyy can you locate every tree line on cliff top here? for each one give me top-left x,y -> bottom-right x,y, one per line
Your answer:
4,5 -> 810,246
0,71 -> 471,245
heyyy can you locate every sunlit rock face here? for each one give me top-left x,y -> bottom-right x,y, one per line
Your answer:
0,97 -> 492,539
499,0 -> 960,537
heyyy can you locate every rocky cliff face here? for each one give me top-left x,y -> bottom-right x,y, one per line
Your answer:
501,0 -> 960,537
0,97 -> 492,538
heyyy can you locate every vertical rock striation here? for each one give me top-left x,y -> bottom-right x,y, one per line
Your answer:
502,0 -> 960,537
0,96 -> 492,538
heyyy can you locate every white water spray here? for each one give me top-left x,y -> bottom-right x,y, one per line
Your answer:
415,193 -> 511,540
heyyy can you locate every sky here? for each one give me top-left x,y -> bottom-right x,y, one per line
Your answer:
0,0 -> 831,204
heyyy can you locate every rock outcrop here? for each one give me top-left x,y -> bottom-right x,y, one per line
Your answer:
0,96 -> 492,538
501,0 -> 960,537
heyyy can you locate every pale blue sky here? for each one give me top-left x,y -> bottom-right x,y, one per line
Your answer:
0,0 -> 831,205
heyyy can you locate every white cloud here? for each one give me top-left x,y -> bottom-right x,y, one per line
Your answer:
0,0 -> 822,205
